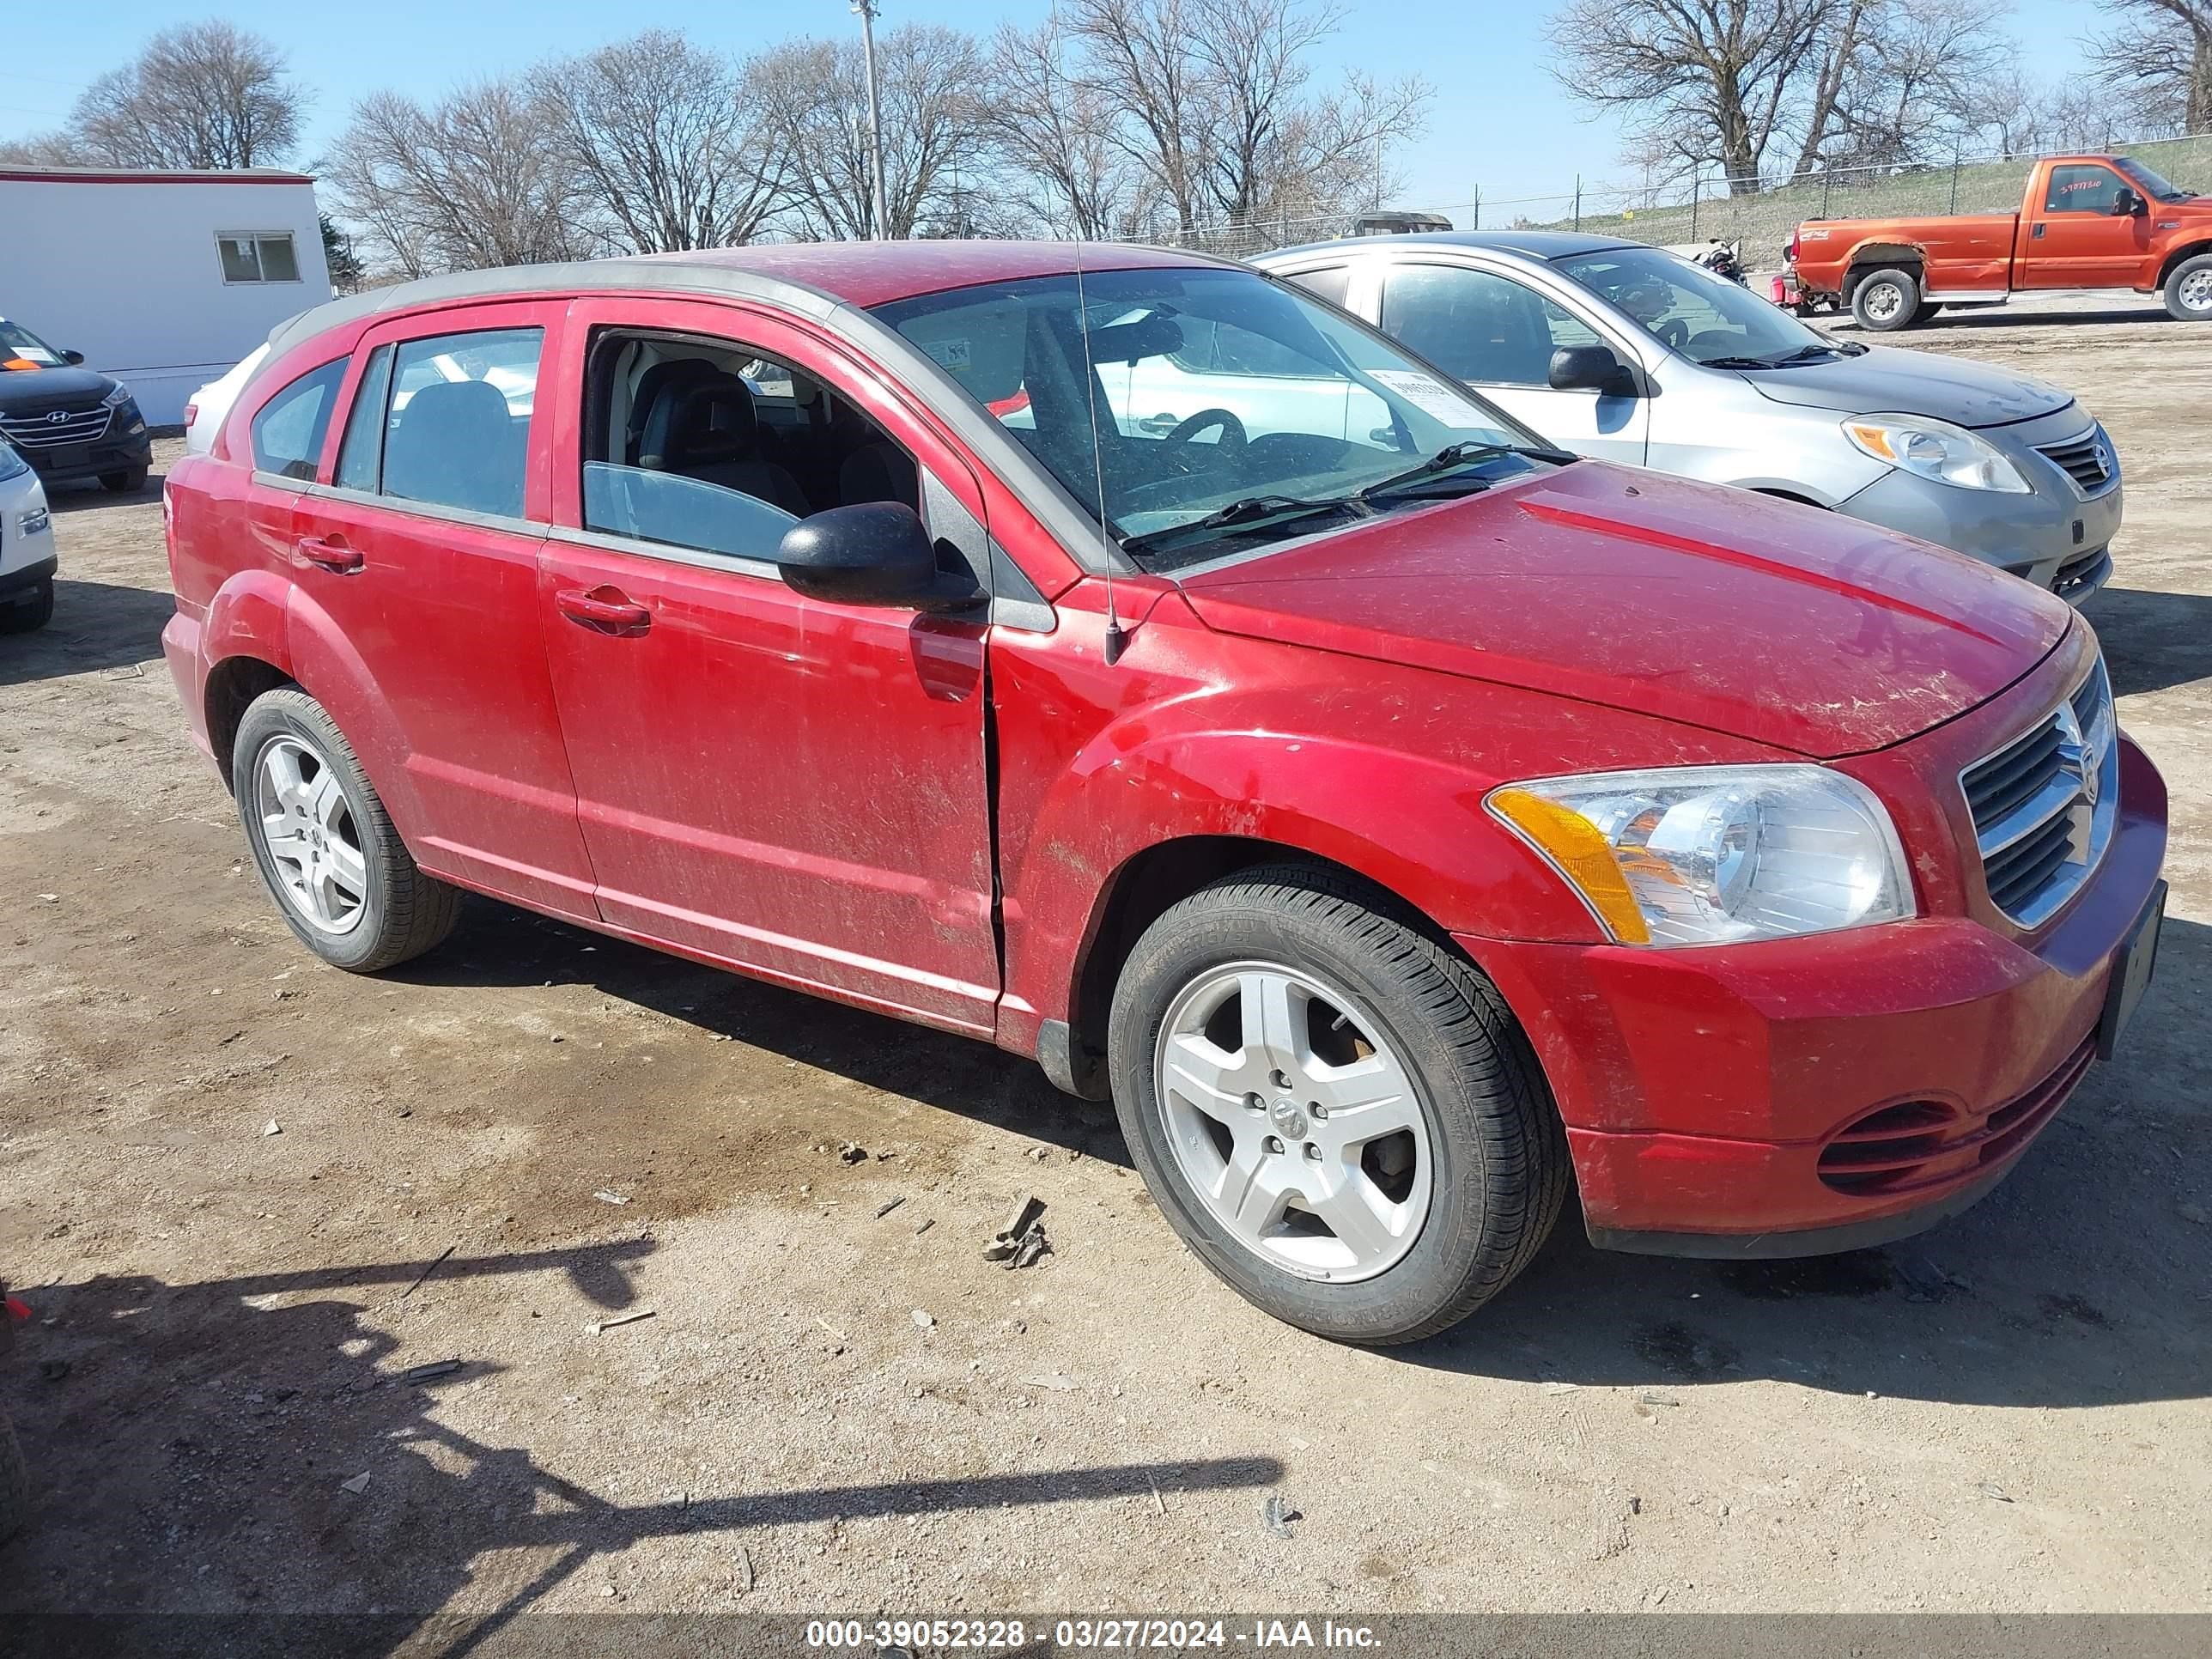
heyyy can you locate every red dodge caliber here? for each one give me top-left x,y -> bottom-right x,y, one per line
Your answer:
161,244 -> 2167,1344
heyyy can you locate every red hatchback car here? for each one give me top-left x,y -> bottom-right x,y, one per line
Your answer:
161,243 -> 2166,1344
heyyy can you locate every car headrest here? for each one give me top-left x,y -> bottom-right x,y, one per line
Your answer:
385,379 -> 520,515
639,374 -> 757,471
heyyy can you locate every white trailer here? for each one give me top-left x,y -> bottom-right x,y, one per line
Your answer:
0,166 -> 332,426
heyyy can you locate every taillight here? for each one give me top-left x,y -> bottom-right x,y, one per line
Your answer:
184,401 -> 199,428
1785,232 -> 1799,264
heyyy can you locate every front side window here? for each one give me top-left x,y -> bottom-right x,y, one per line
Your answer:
218,234 -> 302,284
1379,264 -> 1603,386
872,265 -> 1542,571
1553,245 -> 1829,368
580,331 -> 920,563
366,327 -> 542,518
250,358 -> 349,482
2044,165 -> 2130,214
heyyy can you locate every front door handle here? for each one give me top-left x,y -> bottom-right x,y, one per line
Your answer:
292,535 -> 363,574
555,586 -> 651,634
1138,412 -> 1182,434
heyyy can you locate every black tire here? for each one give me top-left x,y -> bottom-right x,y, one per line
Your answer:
1917,302 -> 1944,319
100,466 -> 149,494
2163,252 -> 2212,321
231,687 -> 460,972
1850,266 -> 1921,331
1107,865 -> 1569,1346
0,578 -> 53,634
0,1406 -> 25,1546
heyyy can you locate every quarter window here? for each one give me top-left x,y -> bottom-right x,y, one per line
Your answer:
218,234 -> 301,284
1381,264 -> 1598,387
334,344 -> 394,492
249,358 -> 348,482
2044,166 -> 2129,214
374,327 -> 542,519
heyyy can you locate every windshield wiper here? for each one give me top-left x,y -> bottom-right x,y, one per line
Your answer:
1356,441 -> 1570,503
1119,494 -> 1350,556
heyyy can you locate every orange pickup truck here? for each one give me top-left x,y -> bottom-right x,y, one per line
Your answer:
1786,153 -> 2212,331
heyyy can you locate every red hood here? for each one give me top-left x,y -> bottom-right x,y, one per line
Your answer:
1176,464 -> 2069,758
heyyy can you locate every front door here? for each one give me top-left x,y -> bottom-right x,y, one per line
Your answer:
1375,261 -> 1649,465
2022,163 -> 2154,289
274,301 -> 599,920
536,297 -> 1000,1033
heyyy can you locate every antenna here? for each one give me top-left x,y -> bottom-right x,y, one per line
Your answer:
1069,236 -> 1129,665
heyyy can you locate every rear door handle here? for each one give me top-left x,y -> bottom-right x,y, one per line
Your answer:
292,535 -> 363,574
555,586 -> 651,634
1138,412 -> 1181,434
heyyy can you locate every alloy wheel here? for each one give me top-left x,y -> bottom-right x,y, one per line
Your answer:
1153,960 -> 1434,1283
252,734 -> 369,935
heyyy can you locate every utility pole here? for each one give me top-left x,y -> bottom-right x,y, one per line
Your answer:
852,0 -> 891,240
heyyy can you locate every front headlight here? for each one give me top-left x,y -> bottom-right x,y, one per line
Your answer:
100,382 -> 134,409
1842,414 -> 2029,492
1486,765 -> 1914,946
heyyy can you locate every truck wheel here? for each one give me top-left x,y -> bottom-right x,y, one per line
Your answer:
2164,253 -> 2212,321
0,1406 -> 25,1545
232,688 -> 460,973
1850,267 -> 1921,331
1107,865 -> 1569,1346
0,578 -> 53,634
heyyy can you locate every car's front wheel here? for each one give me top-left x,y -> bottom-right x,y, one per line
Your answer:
0,578 -> 52,634
100,466 -> 148,495
2164,253 -> 2212,322
1108,866 -> 1568,1345
232,688 -> 459,972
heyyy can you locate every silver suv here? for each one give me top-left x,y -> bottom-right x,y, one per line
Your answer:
1254,233 -> 2120,604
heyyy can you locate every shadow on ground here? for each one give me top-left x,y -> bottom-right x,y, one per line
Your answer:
0,580 -> 176,687
2084,585 -> 2212,699
0,1243 -> 1279,1645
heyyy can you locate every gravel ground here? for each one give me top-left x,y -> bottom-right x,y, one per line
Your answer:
2,296 -> 2208,1636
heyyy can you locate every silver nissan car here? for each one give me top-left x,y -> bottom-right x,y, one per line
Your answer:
1254,232 -> 2120,604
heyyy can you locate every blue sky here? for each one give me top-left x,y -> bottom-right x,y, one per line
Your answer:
2,0 -> 2105,222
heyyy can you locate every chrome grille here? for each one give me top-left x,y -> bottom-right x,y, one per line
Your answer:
2034,428 -> 2117,496
0,407 -> 112,450
1960,659 -> 2117,928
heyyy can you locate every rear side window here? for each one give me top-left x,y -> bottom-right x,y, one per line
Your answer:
374,327 -> 542,519
1285,266 -> 1351,307
250,359 -> 348,482
2044,165 -> 2128,214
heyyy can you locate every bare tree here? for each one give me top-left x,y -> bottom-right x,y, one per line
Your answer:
1063,0 -> 1431,233
0,131 -> 94,167
2088,0 -> 2212,135
532,30 -> 787,253
1804,0 -> 2016,171
980,18 -> 1139,236
321,83 -> 597,278
750,25 -> 985,240
70,20 -> 304,169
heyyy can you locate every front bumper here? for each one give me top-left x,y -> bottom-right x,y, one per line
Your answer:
1840,465 -> 2121,606
0,553 -> 57,600
13,419 -> 153,486
1457,732 -> 2167,1255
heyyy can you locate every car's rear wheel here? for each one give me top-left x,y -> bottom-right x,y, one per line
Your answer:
2164,253 -> 2212,321
1108,865 -> 1568,1345
1850,267 -> 1921,331
0,579 -> 52,634
0,1405 -> 25,1545
232,688 -> 459,972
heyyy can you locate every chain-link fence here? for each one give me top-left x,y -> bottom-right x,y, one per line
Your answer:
1137,131 -> 2212,267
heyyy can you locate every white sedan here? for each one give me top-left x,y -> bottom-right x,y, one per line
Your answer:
185,344 -> 270,457
0,438 -> 57,632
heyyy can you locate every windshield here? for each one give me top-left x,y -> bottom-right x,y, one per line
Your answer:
2115,156 -> 2193,203
0,319 -> 68,372
1554,245 -> 1834,367
870,265 -> 1553,571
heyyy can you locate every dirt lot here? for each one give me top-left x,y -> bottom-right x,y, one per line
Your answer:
3,295 -> 2209,1637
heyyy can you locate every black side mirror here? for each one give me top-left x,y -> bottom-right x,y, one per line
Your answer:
2111,189 -> 2146,217
1548,343 -> 1637,396
777,502 -> 982,613
63,349 -> 85,366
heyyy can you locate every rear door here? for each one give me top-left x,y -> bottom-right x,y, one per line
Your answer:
535,296 -> 1000,1034
1376,259 -> 1648,464
283,301 -> 599,920
2021,163 -> 2154,289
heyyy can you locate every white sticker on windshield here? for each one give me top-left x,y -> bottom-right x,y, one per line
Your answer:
1369,368 -> 1485,426
8,347 -> 60,366
922,337 -> 972,371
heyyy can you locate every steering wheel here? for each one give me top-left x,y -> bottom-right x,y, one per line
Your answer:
1654,318 -> 1689,350
1158,407 -> 1248,472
